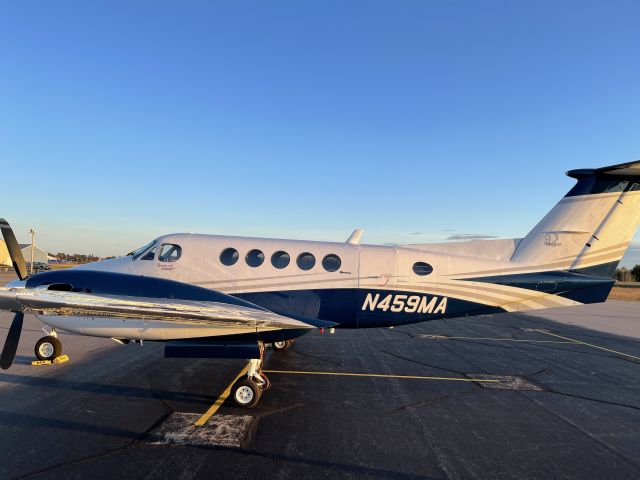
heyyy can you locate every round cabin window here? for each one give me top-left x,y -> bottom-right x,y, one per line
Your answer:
220,248 -> 239,266
271,251 -> 290,269
322,254 -> 341,272
297,252 -> 316,271
413,261 -> 433,276
246,249 -> 265,267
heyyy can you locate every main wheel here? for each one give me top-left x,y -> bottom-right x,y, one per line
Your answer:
272,339 -> 293,351
35,336 -> 62,361
232,378 -> 262,408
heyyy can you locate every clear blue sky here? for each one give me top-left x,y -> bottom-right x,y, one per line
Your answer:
1,1 -> 640,264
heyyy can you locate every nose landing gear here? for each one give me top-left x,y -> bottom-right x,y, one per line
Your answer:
35,330 -> 62,362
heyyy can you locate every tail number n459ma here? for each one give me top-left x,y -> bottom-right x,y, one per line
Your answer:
362,293 -> 447,314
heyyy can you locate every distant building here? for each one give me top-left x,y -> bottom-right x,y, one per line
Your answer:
19,243 -> 49,264
0,241 -> 51,267
0,240 -> 10,266
72,254 -> 100,264
55,252 -> 100,264
616,267 -> 634,282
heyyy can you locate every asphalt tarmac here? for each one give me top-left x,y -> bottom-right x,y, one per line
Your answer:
0,299 -> 639,479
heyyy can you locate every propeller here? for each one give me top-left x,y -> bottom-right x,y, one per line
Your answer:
0,219 -> 28,369
0,312 -> 23,369
0,218 -> 28,281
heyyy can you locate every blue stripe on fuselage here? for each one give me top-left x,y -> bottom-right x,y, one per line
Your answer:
235,288 -> 504,328
465,261 -> 618,304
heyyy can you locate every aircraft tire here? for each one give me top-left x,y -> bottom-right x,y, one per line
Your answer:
35,336 -> 62,361
272,339 -> 293,351
232,378 -> 262,408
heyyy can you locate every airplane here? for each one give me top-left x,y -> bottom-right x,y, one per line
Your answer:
2,160 -> 640,408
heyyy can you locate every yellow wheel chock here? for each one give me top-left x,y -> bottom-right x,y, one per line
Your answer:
31,354 -> 70,366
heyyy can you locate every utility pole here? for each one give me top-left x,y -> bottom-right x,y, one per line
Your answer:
29,229 -> 36,275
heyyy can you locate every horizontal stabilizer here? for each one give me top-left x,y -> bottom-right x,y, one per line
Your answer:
567,160 -> 640,179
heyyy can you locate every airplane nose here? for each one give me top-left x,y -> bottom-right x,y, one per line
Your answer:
74,256 -> 133,273
5,279 -> 27,289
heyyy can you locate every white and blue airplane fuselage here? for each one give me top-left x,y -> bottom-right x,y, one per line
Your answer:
2,161 -> 640,406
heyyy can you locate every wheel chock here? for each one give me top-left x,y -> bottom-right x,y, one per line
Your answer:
31,355 -> 70,366
31,359 -> 51,366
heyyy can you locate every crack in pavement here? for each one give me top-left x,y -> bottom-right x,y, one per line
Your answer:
14,411 -> 172,480
523,367 -> 550,377
286,348 -> 344,368
544,388 -> 640,412
13,371 -> 176,480
393,387 -> 481,412
457,336 -> 640,362
382,350 -> 469,376
521,391 -> 640,470
433,339 -> 489,374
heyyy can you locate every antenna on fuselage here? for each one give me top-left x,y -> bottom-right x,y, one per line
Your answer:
346,229 -> 363,245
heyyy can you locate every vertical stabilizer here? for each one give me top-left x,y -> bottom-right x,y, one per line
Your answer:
511,161 -> 640,276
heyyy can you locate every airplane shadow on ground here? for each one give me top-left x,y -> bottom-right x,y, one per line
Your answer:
0,410 -> 141,439
0,372 -> 216,405
12,355 -> 35,365
222,448 -> 443,480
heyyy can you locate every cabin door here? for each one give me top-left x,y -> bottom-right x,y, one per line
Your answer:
357,246 -> 397,327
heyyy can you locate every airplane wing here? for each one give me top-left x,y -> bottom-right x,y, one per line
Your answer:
0,287 -> 313,331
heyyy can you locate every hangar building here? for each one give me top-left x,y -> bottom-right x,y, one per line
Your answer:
0,241 -> 10,267
19,243 -> 50,264
1,240 -> 52,270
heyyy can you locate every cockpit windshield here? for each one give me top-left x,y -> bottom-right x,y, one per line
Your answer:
127,241 -> 156,259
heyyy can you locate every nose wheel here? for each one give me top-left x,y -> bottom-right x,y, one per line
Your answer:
35,335 -> 62,361
231,342 -> 271,408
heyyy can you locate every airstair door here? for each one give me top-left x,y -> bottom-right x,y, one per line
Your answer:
357,246 -> 397,327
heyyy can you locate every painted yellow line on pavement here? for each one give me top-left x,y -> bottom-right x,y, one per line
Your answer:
194,363 -> 249,427
534,329 -> 640,362
263,369 -> 500,383
423,335 -> 573,344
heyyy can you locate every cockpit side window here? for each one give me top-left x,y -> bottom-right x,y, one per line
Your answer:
128,241 -> 156,260
141,246 -> 156,261
159,244 -> 182,262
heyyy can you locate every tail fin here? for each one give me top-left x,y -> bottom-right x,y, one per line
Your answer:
511,161 -> 640,276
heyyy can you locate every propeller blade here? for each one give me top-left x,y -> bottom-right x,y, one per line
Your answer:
0,219 -> 28,281
0,311 -> 23,370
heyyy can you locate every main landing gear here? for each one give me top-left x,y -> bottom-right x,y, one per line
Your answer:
230,339 -> 293,407
272,339 -> 293,351
35,329 -> 63,361
231,342 -> 271,408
